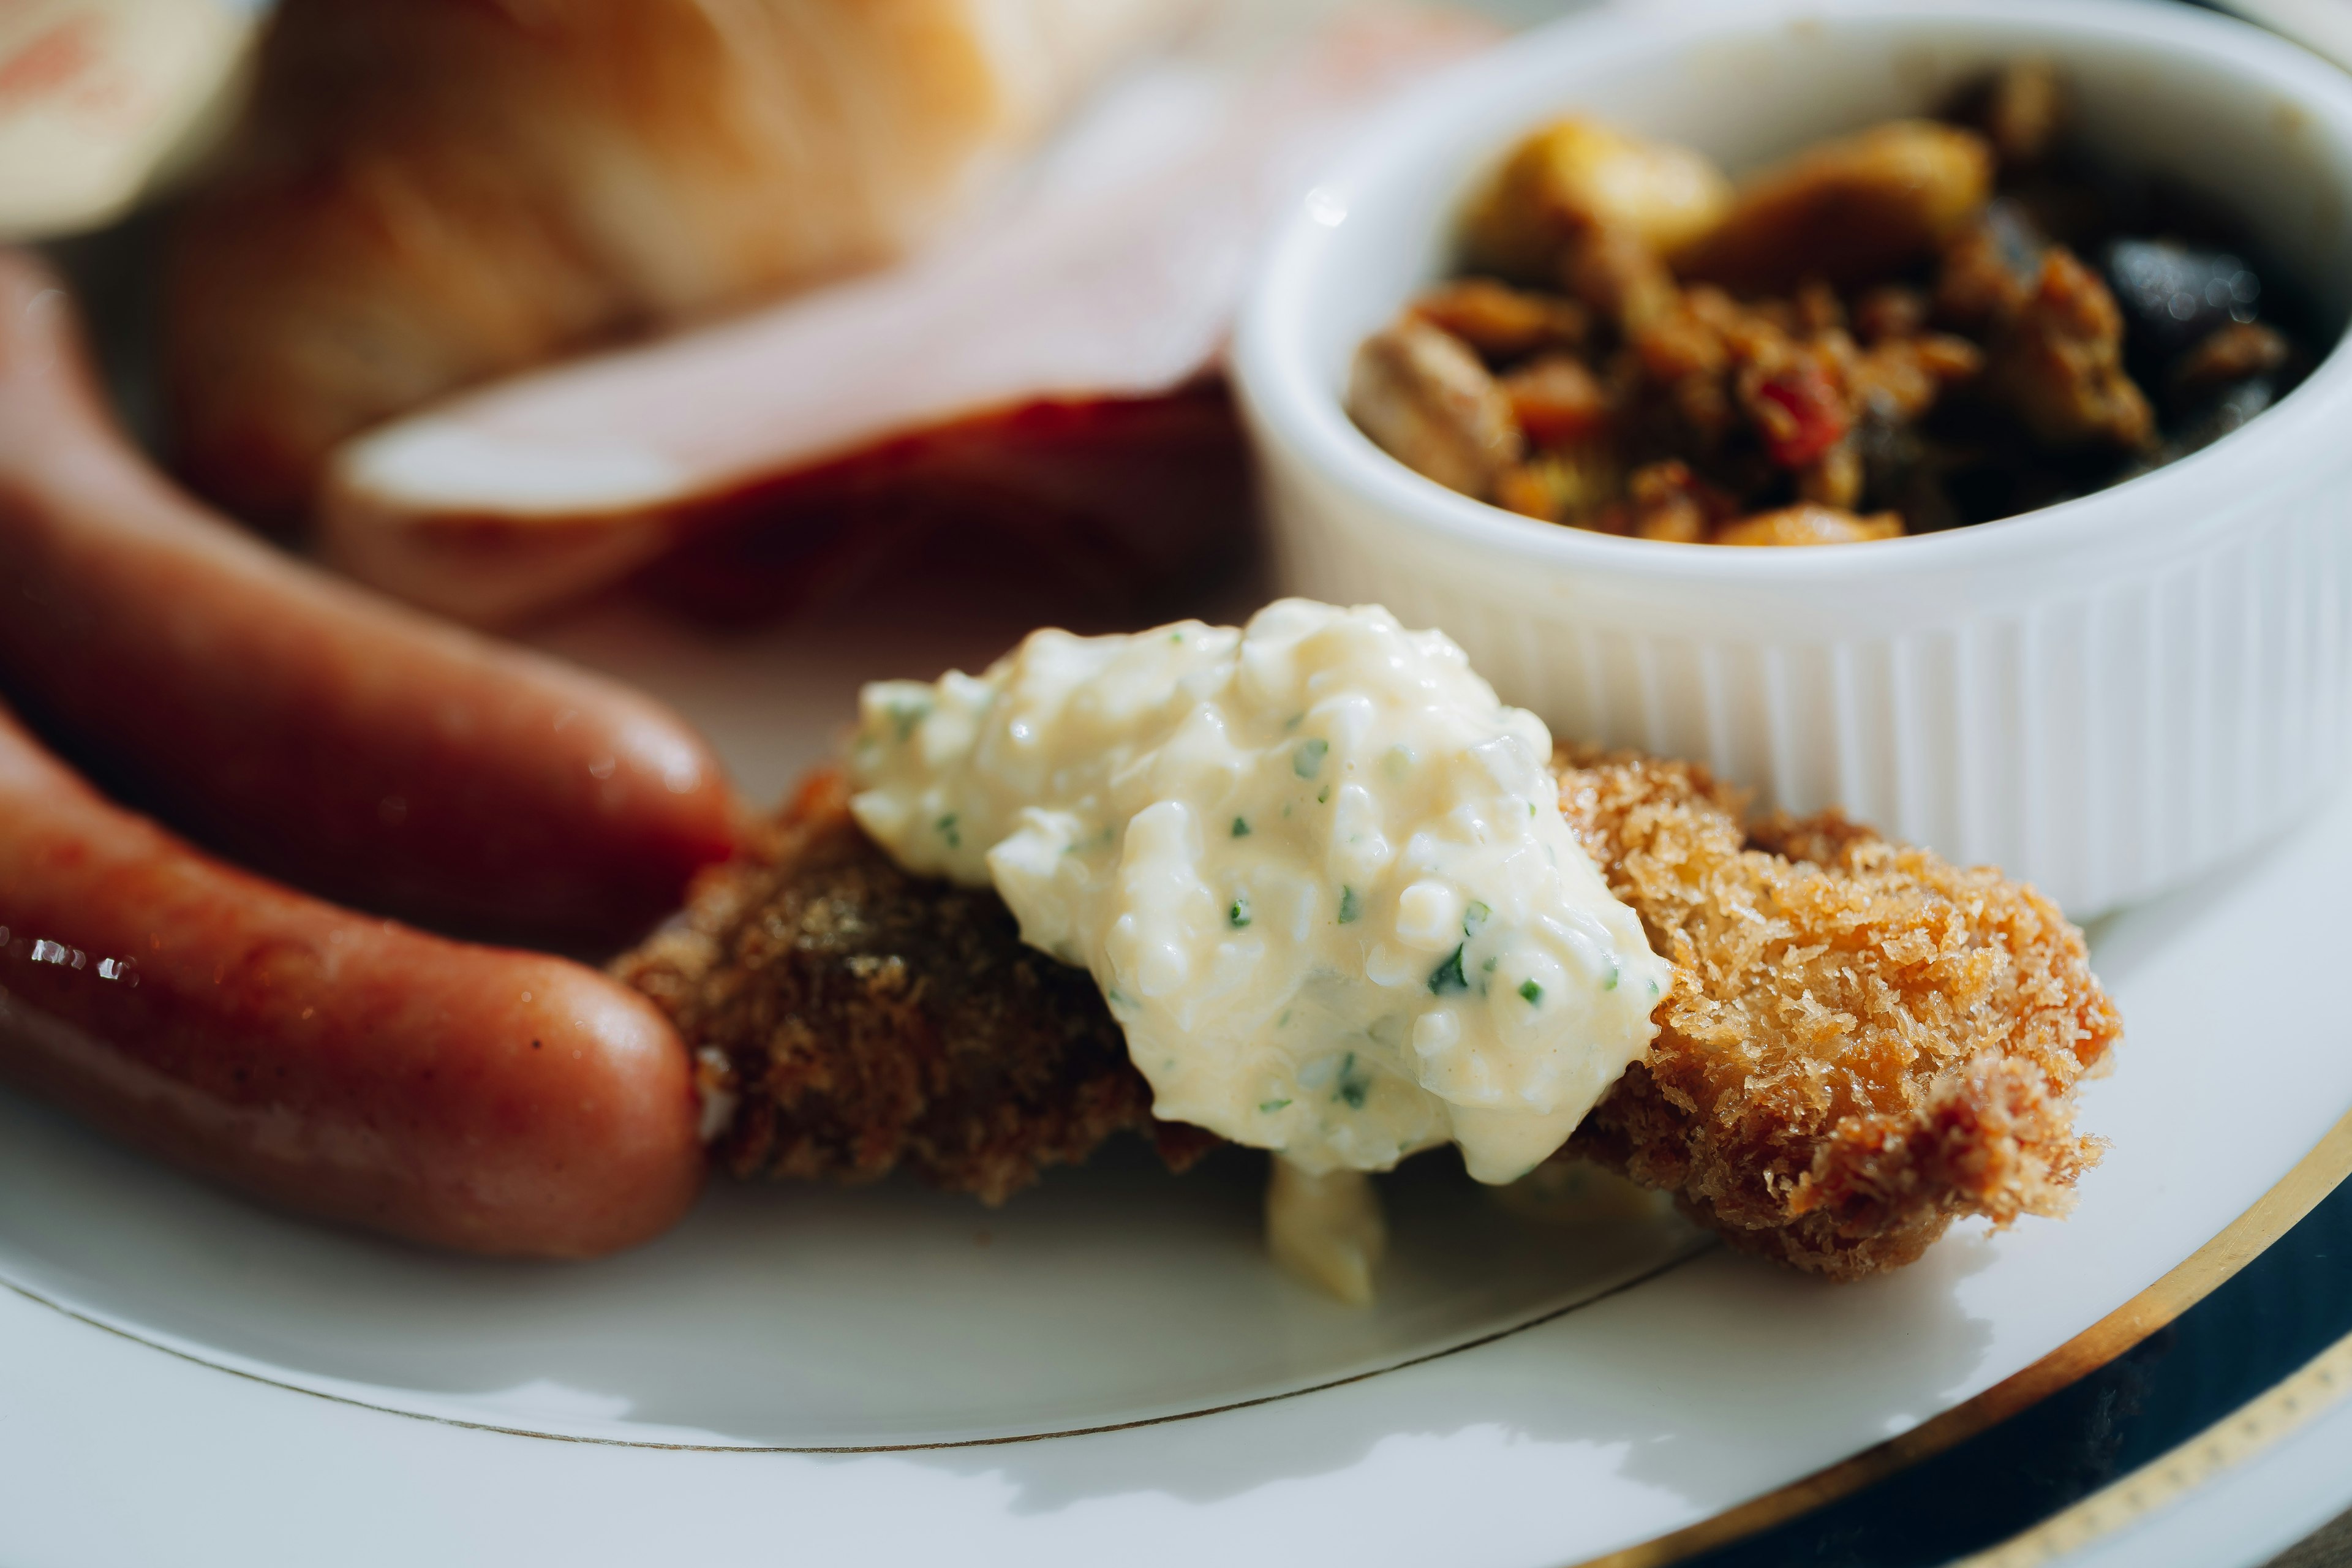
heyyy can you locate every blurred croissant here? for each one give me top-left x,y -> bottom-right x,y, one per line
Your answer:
163,0 -> 1192,524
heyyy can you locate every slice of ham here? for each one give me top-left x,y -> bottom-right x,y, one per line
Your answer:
634,383 -> 1259,628
318,9 -> 1498,627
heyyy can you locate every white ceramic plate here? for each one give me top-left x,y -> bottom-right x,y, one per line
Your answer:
4,580 -> 2352,1568
11,0 -> 2352,1558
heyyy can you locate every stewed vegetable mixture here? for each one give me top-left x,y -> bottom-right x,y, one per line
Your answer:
1349,62 -> 2320,545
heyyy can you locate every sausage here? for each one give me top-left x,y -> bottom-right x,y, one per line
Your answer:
0,699 -> 704,1257
0,251 -> 741,948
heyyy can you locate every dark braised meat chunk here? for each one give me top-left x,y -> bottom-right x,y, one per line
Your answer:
1978,247 -> 2154,450
2171,320 -> 2290,404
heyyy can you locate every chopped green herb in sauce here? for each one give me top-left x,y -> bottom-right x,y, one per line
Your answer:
935,813 -> 960,849
1231,816 -> 1251,838
1520,979 -> 1544,1005
1259,1098 -> 1292,1114
1317,785 -> 1330,804
1603,963 -> 1620,991
1229,894 -> 1252,929
888,699 -> 932,742
1463,900 -> 1490,939
1294,737 -> 1329,778
1336,886 -> 1361,924
1334,1052 -> 1371,1109
1428,944 -> 1469,995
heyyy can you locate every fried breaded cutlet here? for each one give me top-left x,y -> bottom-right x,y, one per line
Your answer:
1556,749 -> 2119,1276
617,770 -> 1218,1204
616,753 -> 2120,1278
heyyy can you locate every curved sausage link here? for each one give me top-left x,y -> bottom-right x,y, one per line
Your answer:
0,252 -> 741,947
0,701 -> 705,1257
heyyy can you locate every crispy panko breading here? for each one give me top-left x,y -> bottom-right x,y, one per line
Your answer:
615,771 -> 1215,1203
617,753 -> 2120,1276
1555,749 -> 2119,1277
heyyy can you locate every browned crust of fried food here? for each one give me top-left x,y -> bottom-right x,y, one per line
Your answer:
618,753 -> 2120,1275
612,769 -> 1213,1204
1557,748 -> 2120,1277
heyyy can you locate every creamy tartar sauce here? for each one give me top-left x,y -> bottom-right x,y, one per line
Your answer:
849,600 -> 1670,1185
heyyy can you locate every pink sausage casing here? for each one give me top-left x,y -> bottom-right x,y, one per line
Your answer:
0,700 -> 706,1257
0,252 -> 741,948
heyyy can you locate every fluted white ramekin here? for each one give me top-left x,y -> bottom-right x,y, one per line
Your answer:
1235,0 -> 2352,917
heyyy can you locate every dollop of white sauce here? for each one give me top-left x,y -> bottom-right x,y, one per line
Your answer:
849,600 -> 1670,1183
